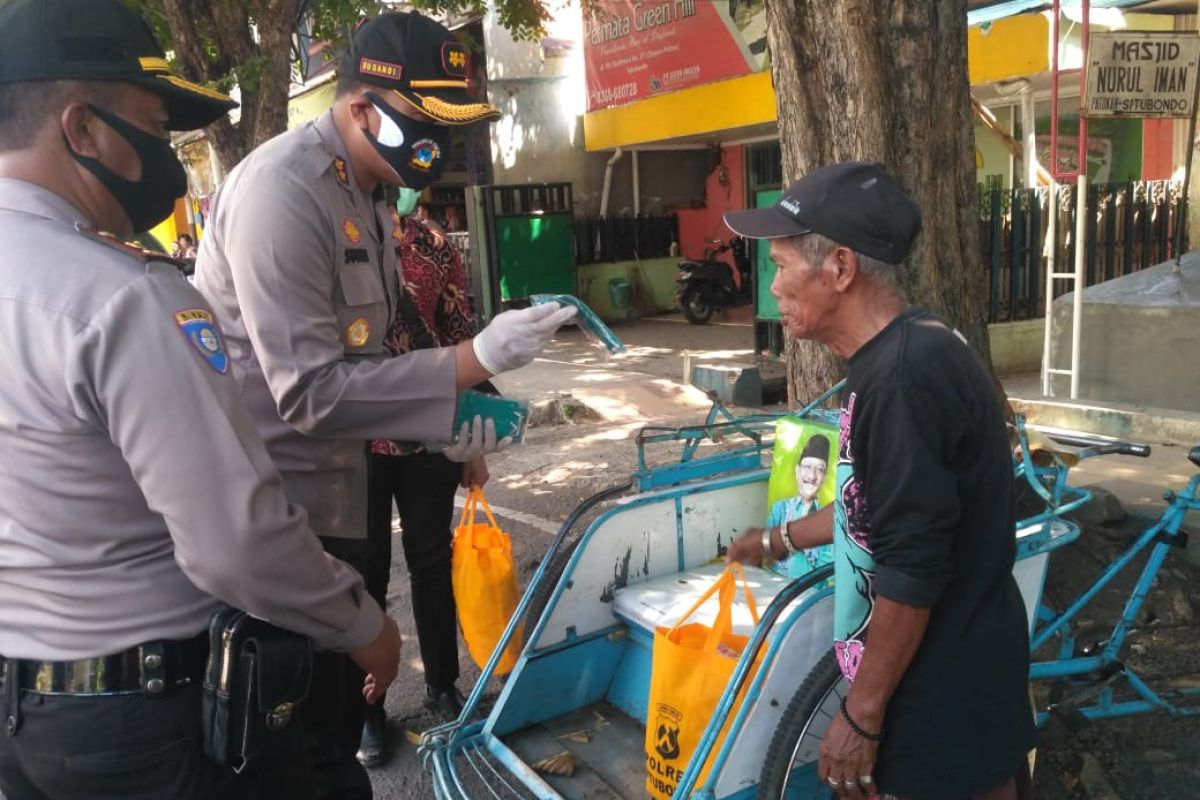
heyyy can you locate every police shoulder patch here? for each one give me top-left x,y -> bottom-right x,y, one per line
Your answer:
175,308 -> 228,374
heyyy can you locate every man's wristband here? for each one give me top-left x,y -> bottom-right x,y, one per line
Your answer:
779,523 -> 798,556
840,696 -> 884,742
761,527 -> 775,563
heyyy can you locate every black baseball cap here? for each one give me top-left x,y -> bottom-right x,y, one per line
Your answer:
340,12 -> 500,126
724,161 -> 922,265
0,0 -> 236,131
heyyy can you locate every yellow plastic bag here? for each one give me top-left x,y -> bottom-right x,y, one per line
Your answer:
452,487 -> 523,675
644,563 -> 761,799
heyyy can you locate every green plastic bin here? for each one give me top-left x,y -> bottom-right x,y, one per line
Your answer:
608,276 -> 633,311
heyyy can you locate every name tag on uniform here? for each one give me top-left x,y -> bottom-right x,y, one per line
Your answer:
344,248 -> 370,264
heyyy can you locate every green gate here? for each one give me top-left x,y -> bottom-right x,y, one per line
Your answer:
483,183 -> 575,311
747,142 -> 784,357
754,188 -> 782,321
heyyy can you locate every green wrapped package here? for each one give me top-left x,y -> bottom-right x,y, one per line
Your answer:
530,293 -> 626,354
454,389 -> 530,444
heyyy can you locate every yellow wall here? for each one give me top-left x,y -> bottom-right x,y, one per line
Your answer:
583,71 -> 776,152
289,81 -> 336,129
147,197 -> 189,252
584,13 -> 1050,151
967,14 -> 1049,85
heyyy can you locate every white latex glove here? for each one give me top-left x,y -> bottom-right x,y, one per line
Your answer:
472,302 -> 578,375
442,416 -> 513,463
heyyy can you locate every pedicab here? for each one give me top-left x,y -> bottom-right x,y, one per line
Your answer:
420,382 -> 1090,800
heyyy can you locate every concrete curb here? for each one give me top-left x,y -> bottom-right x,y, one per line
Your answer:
1010,396 -> 1200,446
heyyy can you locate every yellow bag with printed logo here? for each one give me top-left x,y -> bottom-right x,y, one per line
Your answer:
644,563 -> 761,800
452,487 -> 523,675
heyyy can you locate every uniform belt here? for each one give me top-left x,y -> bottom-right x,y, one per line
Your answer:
0,632 -> 208,697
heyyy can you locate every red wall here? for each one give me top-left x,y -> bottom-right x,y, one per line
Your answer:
1141,119 -> 1175,181
677,145 -> 746,268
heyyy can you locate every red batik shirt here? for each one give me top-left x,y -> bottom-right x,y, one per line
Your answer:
370,217 -> 476,457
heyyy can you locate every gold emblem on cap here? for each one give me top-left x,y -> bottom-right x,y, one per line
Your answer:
346,317 -> 371,347
138,57 -> 170,74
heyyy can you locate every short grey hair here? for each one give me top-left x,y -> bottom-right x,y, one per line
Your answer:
786,233 -> 907,297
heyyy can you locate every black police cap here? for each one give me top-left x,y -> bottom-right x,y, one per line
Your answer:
0,0 -> 237,131
339,12 -> 500,126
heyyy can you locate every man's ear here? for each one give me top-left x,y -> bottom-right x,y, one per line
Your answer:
831,246 -> 858,293
345,91 -> 375,127
60,102 -> 100,159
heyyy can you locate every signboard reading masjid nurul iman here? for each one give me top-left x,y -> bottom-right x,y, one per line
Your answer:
1086,31 -> 1200,118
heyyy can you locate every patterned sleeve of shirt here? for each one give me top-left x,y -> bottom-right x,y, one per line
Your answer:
383,220 -> 475,354
373,220 -> 476,457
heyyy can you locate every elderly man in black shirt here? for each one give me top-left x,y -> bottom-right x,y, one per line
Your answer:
725,162 -> 1035,800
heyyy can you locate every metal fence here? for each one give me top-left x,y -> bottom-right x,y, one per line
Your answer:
575,214 -> 679,264
979,180 -> 1183,323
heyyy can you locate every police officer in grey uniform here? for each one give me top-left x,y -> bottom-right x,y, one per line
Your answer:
193,11 -> 577,798
0,1 -> 403,798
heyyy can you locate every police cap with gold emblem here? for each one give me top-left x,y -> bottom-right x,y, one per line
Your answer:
340,12 -> 500,126
0,0 -> 237,131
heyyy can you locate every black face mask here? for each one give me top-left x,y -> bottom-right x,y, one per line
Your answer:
67,105 -> 187,233
362,92 -> 450,191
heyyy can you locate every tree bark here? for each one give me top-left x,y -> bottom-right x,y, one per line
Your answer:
764,0 -> 993,407
156,0 -> 300,172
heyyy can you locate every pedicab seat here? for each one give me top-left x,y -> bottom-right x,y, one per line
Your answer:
612,561 -> 817,637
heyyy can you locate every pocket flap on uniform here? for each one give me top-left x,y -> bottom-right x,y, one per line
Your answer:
338,264 -> 385,307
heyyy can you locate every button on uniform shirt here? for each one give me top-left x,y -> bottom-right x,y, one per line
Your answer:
0,179 -> 384,661
194,110 -> 458,541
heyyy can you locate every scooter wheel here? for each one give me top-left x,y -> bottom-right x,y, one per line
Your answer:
681,289 -> 713,325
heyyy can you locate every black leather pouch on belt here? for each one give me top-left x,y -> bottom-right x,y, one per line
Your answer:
201,608 -> 313,773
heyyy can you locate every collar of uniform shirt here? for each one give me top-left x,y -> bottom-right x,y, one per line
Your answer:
0,178 -> 89,226
315,111 -> 357,196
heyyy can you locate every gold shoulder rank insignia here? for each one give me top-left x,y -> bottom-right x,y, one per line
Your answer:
73,224 -> 187,268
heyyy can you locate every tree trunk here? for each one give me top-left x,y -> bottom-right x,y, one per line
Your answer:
764,0 -> 993,407
157,0 -> 300,173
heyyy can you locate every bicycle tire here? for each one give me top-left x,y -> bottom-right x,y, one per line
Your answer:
521,537 -> 581,645
756,650 -> 845,800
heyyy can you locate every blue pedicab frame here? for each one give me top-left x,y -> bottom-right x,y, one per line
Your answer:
421,382 -> 1197,799
421,384 -> 845,800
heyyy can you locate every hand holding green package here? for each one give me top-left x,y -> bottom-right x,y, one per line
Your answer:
455,390 -> 530,444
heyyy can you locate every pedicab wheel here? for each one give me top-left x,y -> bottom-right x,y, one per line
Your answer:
756,650 -> 845,800
681,288 -> 713,325
522,538 -> 581,644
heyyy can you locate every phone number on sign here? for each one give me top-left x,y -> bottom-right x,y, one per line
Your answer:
590,82 -> 638,106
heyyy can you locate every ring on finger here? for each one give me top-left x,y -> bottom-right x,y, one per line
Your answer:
859,774 -> 874,785
826,776 -> 840,788
843,779 -> 858,788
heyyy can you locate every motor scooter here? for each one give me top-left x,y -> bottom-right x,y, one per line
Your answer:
675,236 -> 752,325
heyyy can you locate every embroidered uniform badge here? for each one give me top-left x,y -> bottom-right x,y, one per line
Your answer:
343,219 -> 362,245
410,139 -> 441,170
175,308 -> 228,373
346,317 -> 371,347
333,157 -> 349,187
